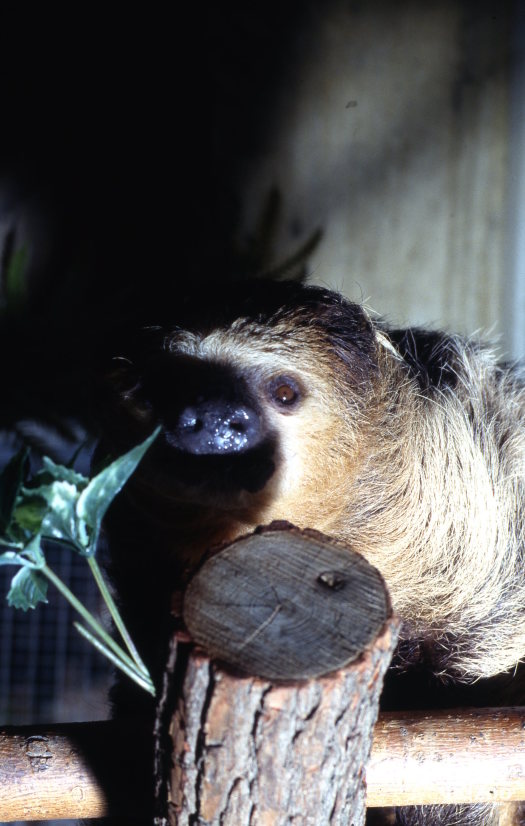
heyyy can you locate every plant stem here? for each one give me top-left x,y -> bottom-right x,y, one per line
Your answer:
41,563 -> 145,681
74,622 -> 155,695
87,556 -> 150,678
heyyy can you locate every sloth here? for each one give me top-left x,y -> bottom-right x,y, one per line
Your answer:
99,278 -> 525,826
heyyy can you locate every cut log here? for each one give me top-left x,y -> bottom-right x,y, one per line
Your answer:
158,522 -> 399,826
183,521 -> 392,680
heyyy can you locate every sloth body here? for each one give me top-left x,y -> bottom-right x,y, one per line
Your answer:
103,280 -> 525,825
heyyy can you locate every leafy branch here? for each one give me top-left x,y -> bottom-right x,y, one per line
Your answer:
0,428 -> 160,696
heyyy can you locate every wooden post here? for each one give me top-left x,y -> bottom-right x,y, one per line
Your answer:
156,523 -> 399,826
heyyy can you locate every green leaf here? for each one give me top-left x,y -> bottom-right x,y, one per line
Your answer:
0,534 -> 46,569
13,496 -> 48,534
40,457 -> 88,488
0,447 -> 29,534
26,480 -> 82,549
7,566 -> 48,610
0,548 -> 30,565
76,427 -> 160,556
22,533 -> 46,567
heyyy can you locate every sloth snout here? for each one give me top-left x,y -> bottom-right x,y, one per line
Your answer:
169,400 -> 262,455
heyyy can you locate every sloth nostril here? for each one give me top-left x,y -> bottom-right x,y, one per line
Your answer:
179,408 -> 203,432
229,413 -> 250,432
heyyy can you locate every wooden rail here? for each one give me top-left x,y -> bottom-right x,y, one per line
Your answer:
0,720 -> 152,821
1,709 -> 525,821
367,707 -> 525,807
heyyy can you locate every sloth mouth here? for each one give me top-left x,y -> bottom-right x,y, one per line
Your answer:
150,430 -> 277,495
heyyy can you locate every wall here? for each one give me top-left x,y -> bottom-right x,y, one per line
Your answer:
238,1 -> 513,349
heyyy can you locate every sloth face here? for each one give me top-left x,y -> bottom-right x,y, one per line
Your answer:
104,282 -> 378,529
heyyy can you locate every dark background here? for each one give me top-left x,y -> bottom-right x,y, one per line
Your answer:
0,0 -> 316,730
0,3 -> 316,436
0,5 -> 308,307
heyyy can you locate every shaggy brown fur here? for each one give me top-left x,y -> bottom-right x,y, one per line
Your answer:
100,279 -> 525,826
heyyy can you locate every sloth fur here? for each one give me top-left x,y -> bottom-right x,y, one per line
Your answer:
100,279 -> 525,825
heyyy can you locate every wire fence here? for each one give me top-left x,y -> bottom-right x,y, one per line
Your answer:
0,438 -> 113,826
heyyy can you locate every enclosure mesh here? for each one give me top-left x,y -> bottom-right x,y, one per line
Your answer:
0,440 -> 113,826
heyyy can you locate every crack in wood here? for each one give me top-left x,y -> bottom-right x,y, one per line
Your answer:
238,602 -> 283,651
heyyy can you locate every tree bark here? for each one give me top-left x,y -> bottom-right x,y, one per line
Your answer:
157,523 -> 399,826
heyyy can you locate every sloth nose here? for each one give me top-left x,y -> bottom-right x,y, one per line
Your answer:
171,401 -> 262,455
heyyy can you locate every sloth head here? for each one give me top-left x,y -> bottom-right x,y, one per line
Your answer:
102,280 -> 379,533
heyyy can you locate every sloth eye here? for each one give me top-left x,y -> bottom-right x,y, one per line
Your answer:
267,376 -> 302,410
274,383 -> 297,404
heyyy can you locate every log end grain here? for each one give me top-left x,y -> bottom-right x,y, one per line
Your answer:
183,521 -> 393,681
